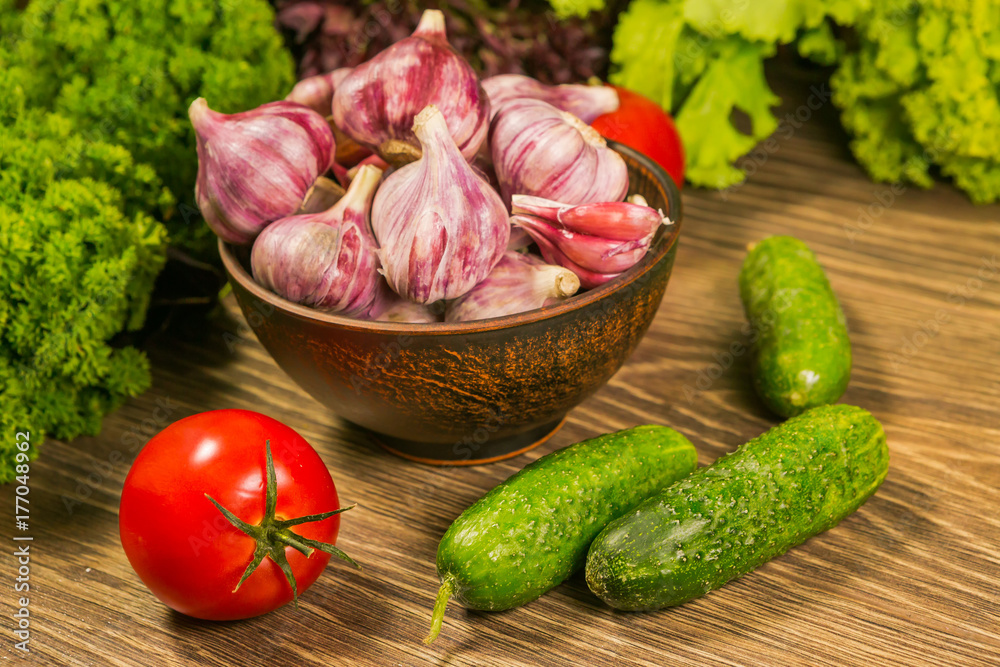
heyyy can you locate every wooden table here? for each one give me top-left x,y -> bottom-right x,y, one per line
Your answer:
4,63 -> 999,667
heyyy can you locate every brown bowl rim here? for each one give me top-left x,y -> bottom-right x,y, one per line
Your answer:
219,141 -> 683,336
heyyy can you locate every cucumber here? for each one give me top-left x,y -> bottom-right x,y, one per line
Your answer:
425,426 -> 697,642
739,235 -> 851,417
585,404 -> 889,611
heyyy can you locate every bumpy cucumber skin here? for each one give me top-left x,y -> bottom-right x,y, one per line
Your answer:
585,405 -> 889,611
739,236 -> 851,418
436,426 -> 697,612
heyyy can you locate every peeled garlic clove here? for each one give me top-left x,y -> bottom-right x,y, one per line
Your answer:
190,98 -> 335,245
511,214 -> 648,274
285,68 -> 352,115
490,98 -> 628,207
251,165 -> 383,316
482,75 -> 619,123
511,194 -> 666,242
445,251 -> 580,322
332,10 -> 490,166
372,105 -> 509,304
512,221 -> 622,290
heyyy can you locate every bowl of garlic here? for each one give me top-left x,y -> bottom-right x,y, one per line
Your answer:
204,10 -> 682,464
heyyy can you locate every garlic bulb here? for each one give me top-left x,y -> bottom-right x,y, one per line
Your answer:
446,252 -> 580,322
284,68 -> 352,115
332,10 -> 490,165
490,98 -> 628,206
371,105 -> 509,303
251,165 -> 383,316
482,75 -> 619,122
189,98 -> 335,245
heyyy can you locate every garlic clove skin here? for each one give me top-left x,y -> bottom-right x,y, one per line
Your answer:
511,194 -> 667,241
190,98 -> 335,245
490,98 -> 628,207
285,68 -> 352,115
251,165 -> 383,316
482,74 -> 619,123
332,10 -> 490,166
372,105 -> 510,304
516,222 -> 623,290
445,251 -> 580,322
511,214 -> 650,274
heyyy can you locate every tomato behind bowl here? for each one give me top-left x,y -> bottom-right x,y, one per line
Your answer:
592,86 -> 685,189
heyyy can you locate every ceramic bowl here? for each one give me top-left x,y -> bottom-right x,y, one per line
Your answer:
220,142 -> 682,464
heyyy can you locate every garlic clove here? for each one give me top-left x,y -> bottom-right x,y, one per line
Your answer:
560,202 -> 667,241
490,98 -> 628,207
332,9 -> 490,166
482,74 -> 619,123
511,194 -> 666,241
511,214 -> 649,274
190,97 -> 335,245
508,221 -> 622,290
251,165 -> 384,316
445,251 -> 580,322
372,105 -> 510,304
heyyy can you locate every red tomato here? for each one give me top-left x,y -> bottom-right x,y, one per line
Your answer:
591,86 -> 685,189
119,410 -> 353,620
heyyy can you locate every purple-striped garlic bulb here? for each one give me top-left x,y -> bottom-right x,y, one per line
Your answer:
189,98 -> 335,245
445,251 -> 580,322
332,10 -> 490,166
482,75 -> 619,122
251,165 -> 383,316
371,105 -> 509,303
490,98 -> 628,207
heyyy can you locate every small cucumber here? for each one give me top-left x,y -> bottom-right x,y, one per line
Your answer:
425,426 -> 697,642
739,235 -> 851,417
585,404 -> 889,611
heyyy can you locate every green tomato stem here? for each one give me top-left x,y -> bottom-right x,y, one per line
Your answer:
207,440 -> 358,606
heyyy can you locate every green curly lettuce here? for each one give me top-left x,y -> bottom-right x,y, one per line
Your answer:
832,0 -> 1000,203
612,0 -> 1000,202
8,0 -> 295,253
610,0 -> 870,188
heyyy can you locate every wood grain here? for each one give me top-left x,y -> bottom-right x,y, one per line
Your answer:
2,60 -> 999,666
